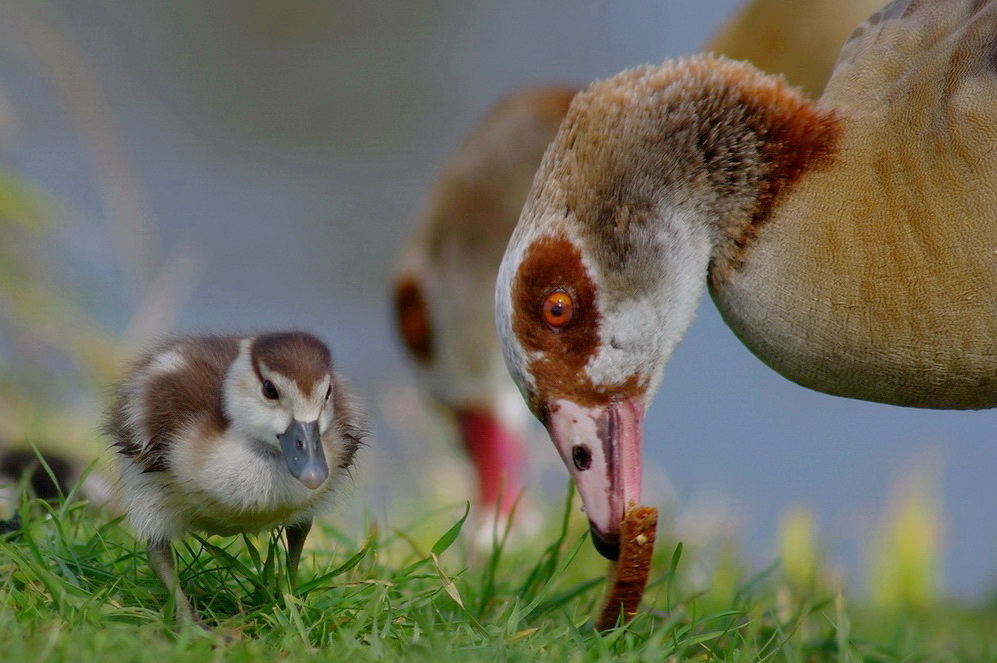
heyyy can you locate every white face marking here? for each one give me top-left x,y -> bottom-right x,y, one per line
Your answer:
495,208 -> 554,401
223,341 -> 333,445
411,264 -> 520,410
147,349 -> 186,375
584,203 -> 714,402
258,364 -> 332,425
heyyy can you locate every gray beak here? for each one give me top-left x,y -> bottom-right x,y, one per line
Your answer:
278,419 -> 328,490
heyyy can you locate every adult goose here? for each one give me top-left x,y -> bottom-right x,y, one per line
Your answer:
495,0 -> 997,559
394,88 -> 576,520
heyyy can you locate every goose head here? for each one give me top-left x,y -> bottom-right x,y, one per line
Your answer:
495,63 -> 762,558
494,218 -> 698,559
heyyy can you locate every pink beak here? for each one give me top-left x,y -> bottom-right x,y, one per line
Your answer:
544,397 -> 644,560
455,409 -> 527,516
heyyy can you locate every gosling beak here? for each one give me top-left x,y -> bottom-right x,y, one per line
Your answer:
544,397 -> 644,561
278,419 -> 328,490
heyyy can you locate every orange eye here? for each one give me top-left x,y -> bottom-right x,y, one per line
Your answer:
541,289 -> 574,330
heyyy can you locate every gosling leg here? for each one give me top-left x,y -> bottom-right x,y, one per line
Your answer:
285,519 -> 312,589
147,540 -> 203,627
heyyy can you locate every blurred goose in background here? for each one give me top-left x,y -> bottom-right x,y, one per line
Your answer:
707,0 -> 885,97
0,446 -> 113,529
0,448 -> 108,502
495,0 -> 997,560
394,88 -> 576,523
393,0 -> 880,529
106,331 -> 366,624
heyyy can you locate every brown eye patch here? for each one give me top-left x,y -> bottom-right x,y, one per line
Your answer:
394,275 -> 434,364
512,236 -> 618,414
513,237 -> 597,356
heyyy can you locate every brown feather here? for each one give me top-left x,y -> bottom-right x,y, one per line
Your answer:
107,335 -> 238,473
251,332 -> 332,398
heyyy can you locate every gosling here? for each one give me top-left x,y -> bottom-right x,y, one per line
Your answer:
106,331 -> 366,624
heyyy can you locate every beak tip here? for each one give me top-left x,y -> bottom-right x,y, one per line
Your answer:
297,472 -> 326,490
590,523 -> 621,561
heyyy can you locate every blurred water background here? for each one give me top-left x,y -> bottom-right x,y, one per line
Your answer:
0,0 -> 994,599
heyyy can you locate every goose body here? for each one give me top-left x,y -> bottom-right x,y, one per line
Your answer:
495,0 -> 997,558
107,331 -> 365,623
707,0 -> 886,97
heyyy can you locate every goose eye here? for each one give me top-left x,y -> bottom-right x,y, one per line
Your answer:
394,276 -> 434,364
262,380 -> 280,400
541,289 -> 574,331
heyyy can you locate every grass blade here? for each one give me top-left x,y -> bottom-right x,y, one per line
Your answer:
431,502 -> 470,557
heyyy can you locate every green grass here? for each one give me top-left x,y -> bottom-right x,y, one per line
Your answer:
1,480 -> 996,663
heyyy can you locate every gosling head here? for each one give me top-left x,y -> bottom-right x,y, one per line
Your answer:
223,332 -> 336,490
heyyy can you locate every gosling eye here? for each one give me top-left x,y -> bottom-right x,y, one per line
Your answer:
541,289 -> 574,332
262,380 -> 280,400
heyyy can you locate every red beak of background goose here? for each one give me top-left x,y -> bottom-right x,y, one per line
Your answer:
455,408 -> 526,516
545,397 -> 644,561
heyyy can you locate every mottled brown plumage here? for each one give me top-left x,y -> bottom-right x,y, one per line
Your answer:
108,335 -> 238,472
